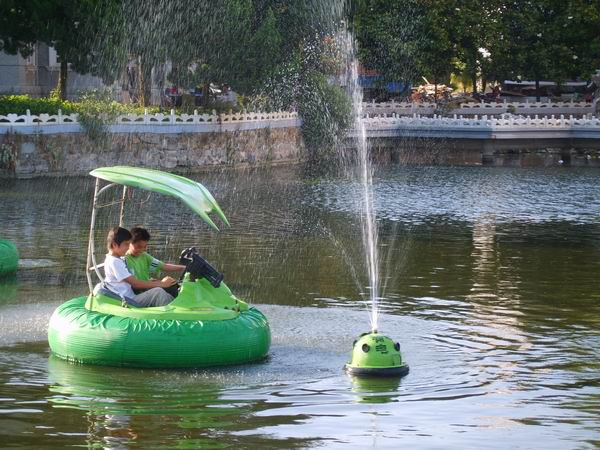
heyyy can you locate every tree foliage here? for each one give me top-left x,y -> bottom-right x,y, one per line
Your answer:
354,0 -> 426,89
353,0 -> 600,95
0,0 -> 119,99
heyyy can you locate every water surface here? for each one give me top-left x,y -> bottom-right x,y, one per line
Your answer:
0,165 -> 599,449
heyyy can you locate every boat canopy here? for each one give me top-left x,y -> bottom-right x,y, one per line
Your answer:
90,166 -> 229,231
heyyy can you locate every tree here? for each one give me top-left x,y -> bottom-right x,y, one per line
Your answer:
48,0 -> 122,100
559,0 -> 600,81
122,0 -> 287,104
0,0 -> 120,100
0,0 -> 38,57
489,0 -> 600,100
416,1 -> 456,97
354,0 -> 426,93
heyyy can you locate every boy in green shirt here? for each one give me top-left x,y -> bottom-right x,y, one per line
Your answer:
126,226 -> 186,297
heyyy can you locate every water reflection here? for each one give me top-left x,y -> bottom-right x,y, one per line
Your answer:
0,275 -> 18,303
348,375 -> 401,404
48,357 -> 226,449
46,357 -> 321,449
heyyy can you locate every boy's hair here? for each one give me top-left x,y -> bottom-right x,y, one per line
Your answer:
106,226 -> 132,250
130,226 -> 151,243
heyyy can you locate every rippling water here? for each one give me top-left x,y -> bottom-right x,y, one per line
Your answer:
1,165 -> 599,448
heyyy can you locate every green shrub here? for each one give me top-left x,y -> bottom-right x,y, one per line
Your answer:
0,93 -> 162,118
0,95 -> 76,116
0,93 -> 258,118
74,89 -> 123,140
298,71 -> 353,161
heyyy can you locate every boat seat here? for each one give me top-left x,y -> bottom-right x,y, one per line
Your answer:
93,283 -> 143,308
95,286 -> 122,301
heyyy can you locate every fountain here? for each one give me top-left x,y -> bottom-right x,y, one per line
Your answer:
341,40 -> 409,378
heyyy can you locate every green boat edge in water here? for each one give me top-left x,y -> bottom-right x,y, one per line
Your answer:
48,296 -> 271,369
0,238 -> 19,277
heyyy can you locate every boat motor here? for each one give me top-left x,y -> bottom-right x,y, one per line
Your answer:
179,247 -> 224,288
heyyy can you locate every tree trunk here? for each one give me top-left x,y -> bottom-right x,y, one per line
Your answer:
535,79 -> 541,102
57,60 -> 68,100
472,69 -> 478,95
138,58 -> 146,107
138,55 -> 152,107
434,82 -> 438,103
156,63 -> 165,107
202,83 -> 210,107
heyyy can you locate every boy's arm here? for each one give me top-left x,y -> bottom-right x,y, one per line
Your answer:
162,263 -> 186,272
124,275 -> 176,289
146,254 -> 184,276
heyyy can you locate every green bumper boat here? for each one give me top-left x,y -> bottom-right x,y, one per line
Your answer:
0,238 -> 18,277
48,166 -> 270,368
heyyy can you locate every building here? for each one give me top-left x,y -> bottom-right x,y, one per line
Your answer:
0,42 -> 105,98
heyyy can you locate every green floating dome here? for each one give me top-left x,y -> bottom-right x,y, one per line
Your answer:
0,238 -> 19,277
345,332 -> 409,377
47,167 -> 270,369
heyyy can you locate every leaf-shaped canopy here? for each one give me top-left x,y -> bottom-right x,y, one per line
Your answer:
90,166 -> 230,231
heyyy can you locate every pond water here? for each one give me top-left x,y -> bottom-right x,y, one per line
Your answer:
0,165 -> 599,449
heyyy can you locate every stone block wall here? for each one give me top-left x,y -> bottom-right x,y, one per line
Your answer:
0,126 -> 306,177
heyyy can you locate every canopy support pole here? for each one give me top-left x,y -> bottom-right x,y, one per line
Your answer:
86,180 -> 121,306
119,186 -> 127,226
86,178 -> 101,295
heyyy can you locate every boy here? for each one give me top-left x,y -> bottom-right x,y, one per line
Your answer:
126,226 -> 186,298
102,226 -> 176,307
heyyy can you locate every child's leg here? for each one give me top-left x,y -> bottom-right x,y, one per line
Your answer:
133,287 -> 173,307
163,284 -> 180,298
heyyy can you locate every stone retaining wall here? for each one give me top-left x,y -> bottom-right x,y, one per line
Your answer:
365,136 -> 600,167
0,126 -> 305,177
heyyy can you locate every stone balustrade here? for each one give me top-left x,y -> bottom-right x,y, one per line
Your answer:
0,109 -> 300,134
362,100 -> 595,116
357,113 -> 600,140
361,101 -> 437,115
363,113 -> 600,129
0,111 -> 79,125
2,107 -> 600,141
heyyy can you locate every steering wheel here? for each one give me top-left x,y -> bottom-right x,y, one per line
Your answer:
178,247 -> 197,281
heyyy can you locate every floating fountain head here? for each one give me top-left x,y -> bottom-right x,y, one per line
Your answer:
345,332 -> 409,377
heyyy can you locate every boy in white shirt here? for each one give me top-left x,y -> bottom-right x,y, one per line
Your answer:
102,226 -> 176,307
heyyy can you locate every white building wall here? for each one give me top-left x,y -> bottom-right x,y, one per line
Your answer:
0,43 -> 106,98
